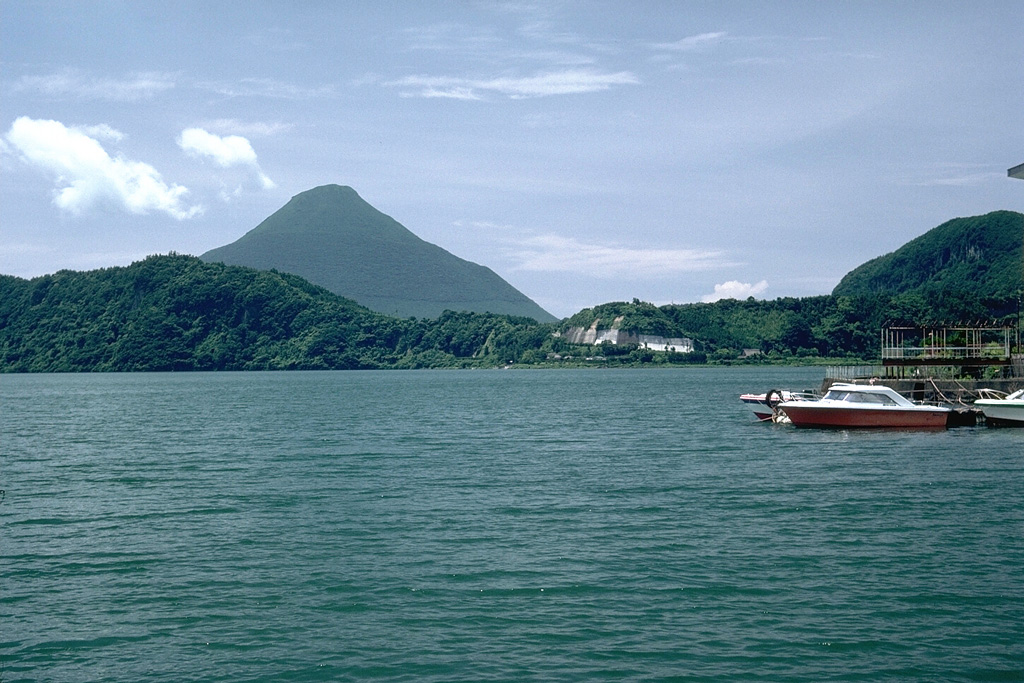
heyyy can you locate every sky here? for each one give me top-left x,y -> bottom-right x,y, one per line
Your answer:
2,1 -> 1022,318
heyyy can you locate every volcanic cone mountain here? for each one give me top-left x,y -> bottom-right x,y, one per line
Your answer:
202,185 -> 556,321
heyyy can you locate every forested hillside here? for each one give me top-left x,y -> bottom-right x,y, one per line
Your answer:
565,290 -> 1018,362
833,210 -> 1023,298
2,241 -> 1020,372
8,194 -> 1024,378
0,255 -> 554,371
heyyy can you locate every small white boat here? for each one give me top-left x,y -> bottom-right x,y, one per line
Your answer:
974,389 -> 1024,426
740,389 -> 817,421
778,382 -> 951,429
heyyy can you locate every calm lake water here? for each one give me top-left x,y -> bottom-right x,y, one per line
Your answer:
2,368 -> 1022,682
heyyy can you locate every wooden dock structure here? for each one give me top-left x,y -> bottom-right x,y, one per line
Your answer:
826,325 -> 1023,412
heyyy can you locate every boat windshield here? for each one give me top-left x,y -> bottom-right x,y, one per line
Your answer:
823,389 -> 899,405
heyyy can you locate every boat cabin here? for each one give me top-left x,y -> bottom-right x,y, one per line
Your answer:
822,383 -> 914,407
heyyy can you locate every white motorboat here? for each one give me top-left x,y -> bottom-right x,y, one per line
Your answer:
778,382 -> 951,429
740,389 -> 817,421
974,389 -> 1024,426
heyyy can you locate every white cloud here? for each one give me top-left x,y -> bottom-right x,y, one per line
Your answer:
4,116 -> 201,219
652,32 -> 728,52
410,85 -> 482,101
898,163 -> 1006,187
15,69 -> 175,101
917,173 -> 1004,187
197,77 -> 334,99
506,234 -> 733,275
77,124 -> 125,142
401,22 -> 504,52
701,280 -> 769,303
202,119 -> 293,137
387,68 -> 638,99
178,128 -> 275,189
179,128 -> 258,167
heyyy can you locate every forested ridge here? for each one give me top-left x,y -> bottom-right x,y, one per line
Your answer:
568,289 -> 1019,362
833,211 -> 1023,298
0,255 -> 551,371
2,252 -> 1019,372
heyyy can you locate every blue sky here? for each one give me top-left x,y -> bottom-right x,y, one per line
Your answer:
2,1 -> 1022,318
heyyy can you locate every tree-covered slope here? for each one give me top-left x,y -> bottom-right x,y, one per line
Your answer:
201,185 -> 556,322
832,211 -> 1024,298
0,255 -> 555,372
5,207 -> 1022,372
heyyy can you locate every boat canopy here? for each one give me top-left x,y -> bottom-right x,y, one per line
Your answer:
822,383 -> 916,407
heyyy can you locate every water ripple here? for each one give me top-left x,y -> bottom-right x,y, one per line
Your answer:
2,369 -> 1022,682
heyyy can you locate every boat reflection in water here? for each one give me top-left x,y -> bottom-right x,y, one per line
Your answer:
778,382 -> 951,429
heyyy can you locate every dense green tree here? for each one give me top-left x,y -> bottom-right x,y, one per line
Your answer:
834,211 -> 1023,299
2,252 -> 1019,372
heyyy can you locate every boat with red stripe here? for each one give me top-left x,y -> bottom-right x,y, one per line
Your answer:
777,382 -> 951,429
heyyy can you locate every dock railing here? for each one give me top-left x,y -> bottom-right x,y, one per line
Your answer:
825,365 -> 884,382
825,362 -> 1019,382
881,326 -> 1012,363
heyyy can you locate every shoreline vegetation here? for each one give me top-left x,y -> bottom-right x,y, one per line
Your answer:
2,253 -> 1017,373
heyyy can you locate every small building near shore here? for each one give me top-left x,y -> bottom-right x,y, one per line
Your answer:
559,317 -> 694,353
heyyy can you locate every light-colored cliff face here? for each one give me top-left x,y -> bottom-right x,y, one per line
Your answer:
560,316 -> 694,353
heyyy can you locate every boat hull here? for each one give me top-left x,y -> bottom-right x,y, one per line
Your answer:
780,405 -> 949,429
741,390 -> 812,421
740,394 -> 776,421
974,400 -> 1024,426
